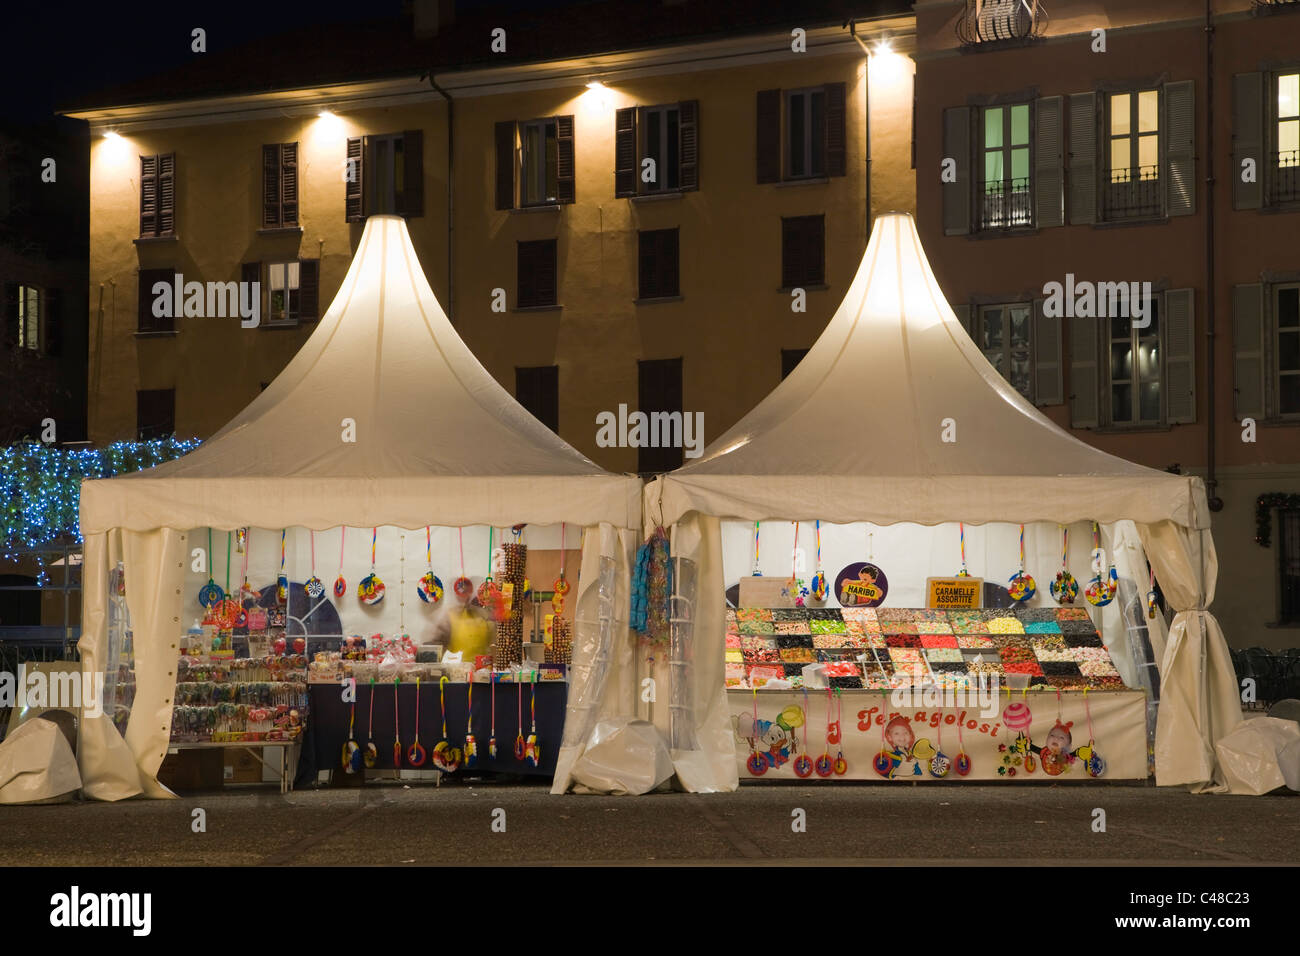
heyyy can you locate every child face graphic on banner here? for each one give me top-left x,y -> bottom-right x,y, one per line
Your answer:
880,716 -> 934,779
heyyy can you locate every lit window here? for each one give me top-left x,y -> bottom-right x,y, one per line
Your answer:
1106,90 -> 1161,220
1107,295 -> 1162,426
267,262 -> 300,325
979,104 -> 1032,229
520,119 -> 559,205
786,88 -> 826,179
17,285 -> 40,350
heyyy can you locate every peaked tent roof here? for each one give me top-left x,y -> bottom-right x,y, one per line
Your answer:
651,213 -> 1207,531
81,215 -> 639,533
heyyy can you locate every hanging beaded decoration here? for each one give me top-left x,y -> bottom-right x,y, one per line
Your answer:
630,526 -> 672,647
1050,525 -> 1079,604
418,526 -> 444,604
1007,524 -> 1037,603
552,522 -> 570,614
277,529 -> 289,604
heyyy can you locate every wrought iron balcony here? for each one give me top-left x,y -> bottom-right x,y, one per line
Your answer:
1254,0 -> 1300,8
956,0 -> 1049,46
1271,150 -> 1300,204
978,178 -> 1033,230
1104,165 -> 1161,221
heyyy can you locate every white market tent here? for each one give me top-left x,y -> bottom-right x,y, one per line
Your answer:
644,213 -> 1241,794
78,215 -> 641,800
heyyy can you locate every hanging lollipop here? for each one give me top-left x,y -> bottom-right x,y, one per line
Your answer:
783,522 -> 809,607
489,673 -> 498,759
525,674 -> 541,769
209,532 -> 243,629
464,679 -> 478,769
392,677 -> 402,768
363,677 -> 378,768
745,688 -> 767,776
792,690 -> 814,778
930,711 -> 952,778
1007,524 -> 1037,603
277,529 -> 289,604
514,680 -> 527,761
1084,522 -> 1117,607
407,676 -> 427,766
752,521 -> 762,576
452,527 -> 473,604
808,520 -> 828,604
954,712 -> 972,776
333,527 -> 348,598
418,527 -> 444,605
552,522 -> 571,614
832,690 -> 848,775
813,688 -> 835,778
872,696 -> 894,778
1080,690 -> 1106,778
1041,691 -> 1072,776
432,676 -> 462,772
357,527 -> 386,605
304,530 -> 325,599
1050,525 -> 1079,605
342,686 -> 363,773
197,529 -> 225,608
1146,565 -> 1159,619
955,522 -> 971,577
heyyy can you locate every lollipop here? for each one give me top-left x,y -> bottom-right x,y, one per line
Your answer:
1007,525 -> 1036,603
333,527 -> 347,598
357,572 -> 386,606
431,676 -> 462,772
1050,570 -> 1079,605
929,714 -> 951,778
1085,566 -> 1117,607
305,576 -> 324,599
453,576 -> 474,604
418,571 -> 444,604
406,677 -> 427,766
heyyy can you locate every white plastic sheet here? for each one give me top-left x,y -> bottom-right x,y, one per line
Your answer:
0,719 -> 82,805
569,718 -> 674,796
1213,717 -> 1300,795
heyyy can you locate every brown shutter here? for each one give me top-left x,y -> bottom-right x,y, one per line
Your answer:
663,229 -> 680,296
280,142 -> 298,225
781,219 -> 801,289
639,230 -> 678,299
824,82 -> 846,177
615,107 -> 638,197
517,239 -> 557,308
756,89 -> 781,183
43,288 -> 61,357
262,144 -> 281,228
555,114 -> 575,204
495,121 -> 516,210
299,259 -> 320,321
678,99 -> 699,191
345,137 -> 364,222
3,283 -> 17,347
139,155 -> 158,236
138,268 -> 173,332
157,152 -> 175,236
401,129 -> 423,218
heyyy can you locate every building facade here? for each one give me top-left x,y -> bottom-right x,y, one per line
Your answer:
915,0 -> 1300,647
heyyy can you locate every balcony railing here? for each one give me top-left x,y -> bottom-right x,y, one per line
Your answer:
956,0 -> 1049,46
1270,150 -> 1300,204
1104,165 -> 1161,221
978,178 -> 1033,230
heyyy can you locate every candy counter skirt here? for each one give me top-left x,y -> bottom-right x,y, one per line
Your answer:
310,681 -> 567,778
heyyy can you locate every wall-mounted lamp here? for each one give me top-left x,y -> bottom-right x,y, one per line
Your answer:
585,80 -> 607,91
103,130 -> 122,141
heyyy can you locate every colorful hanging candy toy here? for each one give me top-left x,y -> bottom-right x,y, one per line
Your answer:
417,526 -> 444,604
407,677 -> 427,766
304,530 -> 325,598
525,674 -> 541,769
357,527 -> 386,605
364,677 -> 378,768
333,527 -> 348,598
464,679 -> 478,769
552,523 -> 571,614
1084,522 -> 1117,608
1050,525 -> 1079,604
808,520 -> 828,603
930,710 -> 952,778
197,529 -> 225,608
955,522 -> 971,577
208,532 -> 242,629
793,691 -> 814,778
1007,524 -> 1037,603
277,529 -> 289,604
432,676 -> 462,772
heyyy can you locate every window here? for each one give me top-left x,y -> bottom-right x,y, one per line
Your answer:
614,102 -> 699,196
16,285 -> 40,351
637,357 -> 683,475
781,215 -> 824,289
137,268 -> 174,333
1280,508 -> 1300,624
1106,297 -> 1162,426
1233,282 -> 1300,422
344,131 -> 423,221
240,260 -> 321,327
1105,90 -> 1161,220
1273,72 -> 1299,203
137,388 -> 175,441
139,153 -> 175,237
781,348 -> 809,380
756,84 -> 846,183
261,142 -> 298,228
515,365 -> 559,433
516,239 -> 558,309
978,303 -> 1033,400
638,229 -> 680,300
979,103 -> 1032,229
1278,284 -> 1300,416
267,262 -> 300,325
495,116 -> 575,209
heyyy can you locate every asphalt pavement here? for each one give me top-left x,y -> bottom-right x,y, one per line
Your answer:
2,777 -> 1297,866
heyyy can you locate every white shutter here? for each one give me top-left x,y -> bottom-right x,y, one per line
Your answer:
943,107 -> 972,236
1069,314 -> 1100,428
1033,297 -> 1063,405
1164,80 -> 1196,217
1232,283 -> 1267,420
1068,93 -> 1097,225
1034,96 -> 1064,229
1232,73 -> 1264,211
1164,288 -> 1196,424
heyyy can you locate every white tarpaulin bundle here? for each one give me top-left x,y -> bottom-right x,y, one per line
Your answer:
78,216 -> 641,800
645,213 -> 1239,793
0,718 -> 81,805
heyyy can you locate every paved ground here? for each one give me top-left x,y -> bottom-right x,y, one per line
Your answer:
2,777 -> 1297,865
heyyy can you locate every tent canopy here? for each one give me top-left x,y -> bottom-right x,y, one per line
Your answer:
81,215 -> 639,533
649,213 -> 1207,532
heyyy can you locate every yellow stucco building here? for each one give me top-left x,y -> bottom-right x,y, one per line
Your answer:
66,8 -> 916,473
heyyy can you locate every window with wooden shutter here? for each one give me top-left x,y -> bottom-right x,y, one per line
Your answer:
781,215 -> 824,289
638,229 -> 680,300
1068,93 -> 1097,225
977,302 -> 1034,402
517,239 -> 558,309
756,89 -> 781,183
15,285 -> 40,351
1163,288 -> 1197,423
495,121 -> 517,209
137,268 -> 174,333
614,108 -> 637,197
679,99 -> 699,190
400,129 -> 424,218
139,153 -> 175,237
1034,96 -> 1064,228
555,115 -> 575,204
1233,283 -> 1266,420
824,82 -> 846,177
1069,313 -> 1099,428
781,348 -> 809,380
137,388 -> 176,441
786,87 -> 827,179
262,143 -> 298,228
1103,292 -> 1168,427
1274,283 -> 1300,419
3,282 -> 17,347
43,288 -> 60,358
1164,80 -> 1196,217
299,259 -> 320,321
942,107 -> 971,235
1233,73 -> 1264,210
345,137 -> 365,221
637,357 -> 684,475
1033,298 -> 1063,405
515,365 -> 559,433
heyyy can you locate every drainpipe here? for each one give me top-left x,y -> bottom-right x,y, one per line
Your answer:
1204,0 -> 1222,511
428,74 -> 455,322
848,19 -> 873,240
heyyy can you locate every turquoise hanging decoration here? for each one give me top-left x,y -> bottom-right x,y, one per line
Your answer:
631,526 -> 672,646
